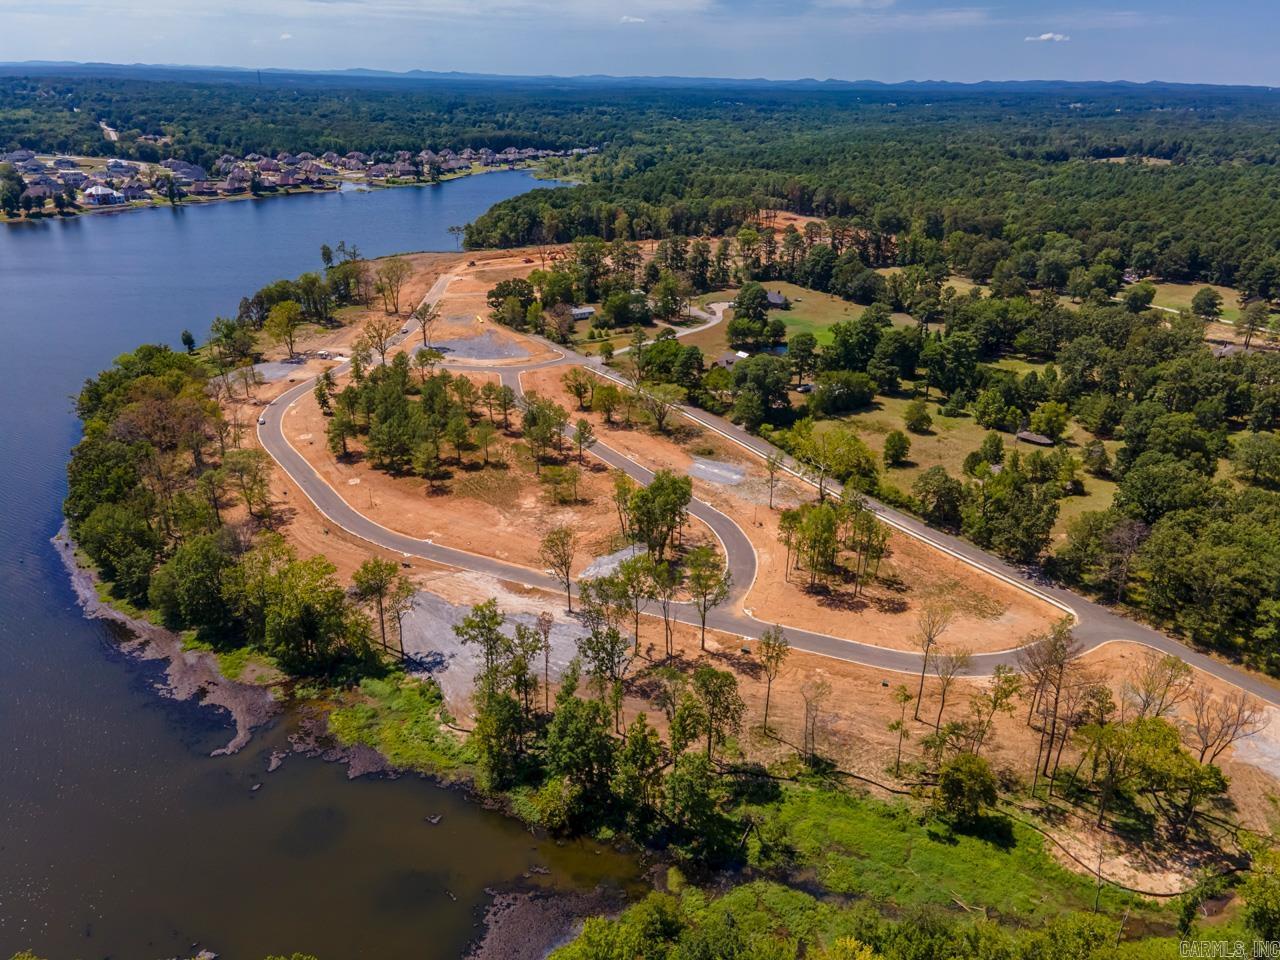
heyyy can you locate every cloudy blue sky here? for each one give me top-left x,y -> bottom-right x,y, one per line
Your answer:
4,0 -> 1278,86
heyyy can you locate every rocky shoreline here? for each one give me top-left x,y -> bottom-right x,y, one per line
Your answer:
55,524 -> 640,957
52,524 -> 278,754
466,887 -> 631,960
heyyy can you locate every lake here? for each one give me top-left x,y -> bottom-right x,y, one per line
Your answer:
0,170 -> 638,959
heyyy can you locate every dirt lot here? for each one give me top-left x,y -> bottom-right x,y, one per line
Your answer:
282,369 -> 637,575
523,364 -> 1059,654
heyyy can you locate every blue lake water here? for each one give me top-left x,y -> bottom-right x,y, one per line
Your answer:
0,171 -> 636,959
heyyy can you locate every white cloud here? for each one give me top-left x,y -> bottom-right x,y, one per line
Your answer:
279,31 -> 294,39
1025,31 -> 1070,42
619,14 -> 645,23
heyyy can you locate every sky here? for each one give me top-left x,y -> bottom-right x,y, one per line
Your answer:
3,0 -> 1278,87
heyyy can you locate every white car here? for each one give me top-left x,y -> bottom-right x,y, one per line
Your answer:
257,416 -> 267,425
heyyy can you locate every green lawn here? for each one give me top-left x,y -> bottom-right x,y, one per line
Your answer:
755,787 -> 1151,923
835,389 -> 1117,537
1145,281 -> 1245,323
685,282 -> 911,357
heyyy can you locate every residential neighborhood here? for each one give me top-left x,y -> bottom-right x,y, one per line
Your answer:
0,141 -> 597,218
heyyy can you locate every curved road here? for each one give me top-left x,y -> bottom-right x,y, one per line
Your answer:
257,283 -> 1280,705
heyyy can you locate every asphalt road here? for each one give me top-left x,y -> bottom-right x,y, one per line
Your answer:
256,286 -> 1280,704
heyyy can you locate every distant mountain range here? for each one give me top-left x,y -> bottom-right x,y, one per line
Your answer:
1,60 -> 1274,94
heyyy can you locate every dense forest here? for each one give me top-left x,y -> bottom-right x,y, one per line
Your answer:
3,69 -> 1280,288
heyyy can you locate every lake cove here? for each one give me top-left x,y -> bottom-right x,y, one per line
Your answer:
0,170 -> 650,960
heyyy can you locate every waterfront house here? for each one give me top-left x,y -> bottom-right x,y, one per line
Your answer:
120,179 -> 151,201
83,184 -> 124,205
21,183 -> 56,202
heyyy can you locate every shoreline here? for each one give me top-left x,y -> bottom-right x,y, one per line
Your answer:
51,523 -> 278,754
53,523 -> 647,957
1,162 -> 551,227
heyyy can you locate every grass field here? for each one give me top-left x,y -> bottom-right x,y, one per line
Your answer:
834,388 -> 1116,538
685,282 -> 912,357
756,787 -> 1151,922
1145,281 -> 1244,323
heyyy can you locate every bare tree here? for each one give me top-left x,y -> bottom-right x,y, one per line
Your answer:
931,647 -> 973,730
375,256 -> 412,314
1189,685 -> 1266,764
758,624 -> 790,732
539,526 -> 577,612
764,449 -> 785,509
364,314 -> 400,366
412,299 -> 440,348
1018,620 -> 1083,795
536,610 -> 555,713
1126,650 -> 1193,719
800,677 -> 832,765
913,602 -> 955,721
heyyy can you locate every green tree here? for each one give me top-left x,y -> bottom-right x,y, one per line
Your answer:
690,665 -> 745,761
904,398 -> 933,434
685,545 -> 731,650
1191,286 -> 1223,321
883,429 -> 911,467
934,753 -> 998,827
627,470 -> 692,561
265,299 -> 304,358
352,556 -> 405,654
1243,846 -> 1280,942
1029,401 -> 1069,442
454,598 -> 509,699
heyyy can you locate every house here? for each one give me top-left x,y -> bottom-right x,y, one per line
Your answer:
19,158 -> 46,174
105,159 -> 136,176
570,306 -> 596,322
258,158 -> 281,172
2,149 -> 35,163
83,184 -> 124,206
1015,430 -> 1055,447
120,179 -> 151,201
186,180 -> 216,196
766,290 -> 790,309
59,170 -> 88,188
21,183 -> 56,202
52,157 -> 79,169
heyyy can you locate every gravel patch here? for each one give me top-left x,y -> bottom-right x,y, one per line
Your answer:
580,544 -> 645,579
253,358 -> 308,382
435,330 -> 530,360
1232,706 -> 1280,777
400,590 -> 588,709
689,456 -> 745,486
